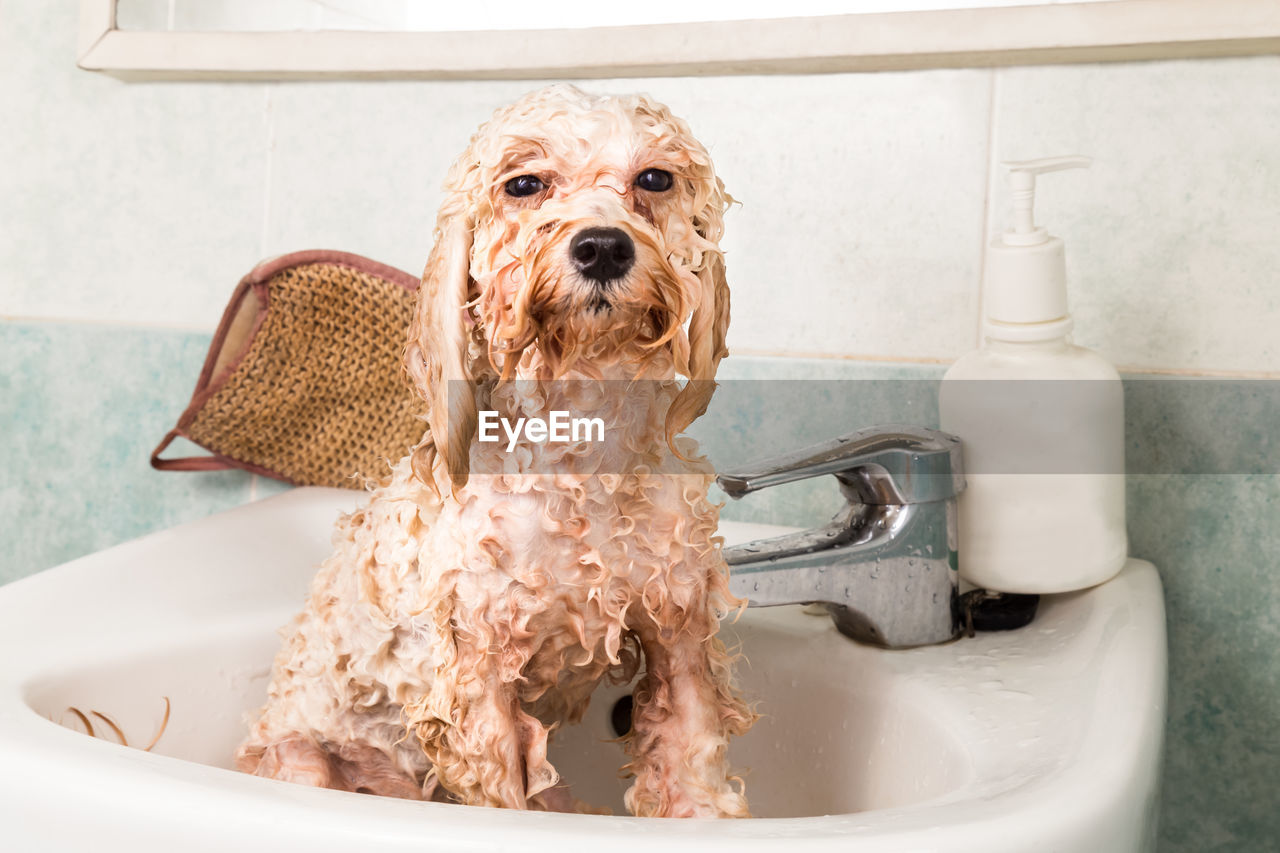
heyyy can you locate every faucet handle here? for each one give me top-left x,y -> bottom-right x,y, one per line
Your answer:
716,424 -> 964,506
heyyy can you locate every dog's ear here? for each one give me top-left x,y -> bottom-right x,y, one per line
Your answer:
667,176 -> 731,446
405,208 -> 478,493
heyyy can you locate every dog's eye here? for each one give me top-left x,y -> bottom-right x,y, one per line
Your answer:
635,169 -> 674,193
504,175 -> 546,197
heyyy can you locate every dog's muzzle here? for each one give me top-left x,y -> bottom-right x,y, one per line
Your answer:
570,227 -> 635,286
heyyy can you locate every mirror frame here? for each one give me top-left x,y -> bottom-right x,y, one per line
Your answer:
78,0 -> 1280,80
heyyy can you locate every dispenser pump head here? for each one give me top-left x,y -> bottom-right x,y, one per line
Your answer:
1001,155 -> 1091,247
984,155 -> 1091,341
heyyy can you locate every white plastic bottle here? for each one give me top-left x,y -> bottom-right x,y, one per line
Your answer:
940,156 -> 1127,594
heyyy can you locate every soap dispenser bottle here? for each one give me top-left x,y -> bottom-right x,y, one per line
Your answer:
940,156 -> 1127,594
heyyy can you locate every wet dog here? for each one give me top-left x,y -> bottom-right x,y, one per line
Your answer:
237,85 -> 753,817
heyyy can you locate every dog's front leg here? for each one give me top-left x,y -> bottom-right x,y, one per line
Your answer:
623,620 -> 753,818
405,645 -> 557,810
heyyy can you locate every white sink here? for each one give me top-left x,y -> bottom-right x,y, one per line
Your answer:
0,487 -> 1165,851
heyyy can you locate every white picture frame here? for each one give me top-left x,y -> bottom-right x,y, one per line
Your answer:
78,0 -> 1280,80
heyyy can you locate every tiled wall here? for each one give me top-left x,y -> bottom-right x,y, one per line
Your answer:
2,2 -> 1277,849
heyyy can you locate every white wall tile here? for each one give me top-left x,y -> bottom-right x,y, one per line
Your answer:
12,1 -> 1280,375
609,72 -> 991,361
263,80 -> 540,277
266,74 -> 990,361
991,57 -> 1280,373
0,3 -> 268,329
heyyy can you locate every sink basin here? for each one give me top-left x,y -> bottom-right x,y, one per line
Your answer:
0,487 -> 1165,851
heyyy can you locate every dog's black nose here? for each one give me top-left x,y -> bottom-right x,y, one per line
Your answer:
570,227 -> 635,285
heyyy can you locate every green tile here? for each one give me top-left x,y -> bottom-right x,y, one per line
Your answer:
0,322 -> 257,583
700,356 -> 943,527
1129,475 -> 1280,851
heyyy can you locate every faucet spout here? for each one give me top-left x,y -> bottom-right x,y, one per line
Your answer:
718,426 -> 964,648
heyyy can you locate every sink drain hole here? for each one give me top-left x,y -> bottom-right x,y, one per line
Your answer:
610,694 -> 634,737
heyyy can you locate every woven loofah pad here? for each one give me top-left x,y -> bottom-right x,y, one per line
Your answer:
153,251 -> 426,488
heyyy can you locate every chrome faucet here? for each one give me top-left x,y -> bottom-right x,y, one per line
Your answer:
717,425 -> 966,649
